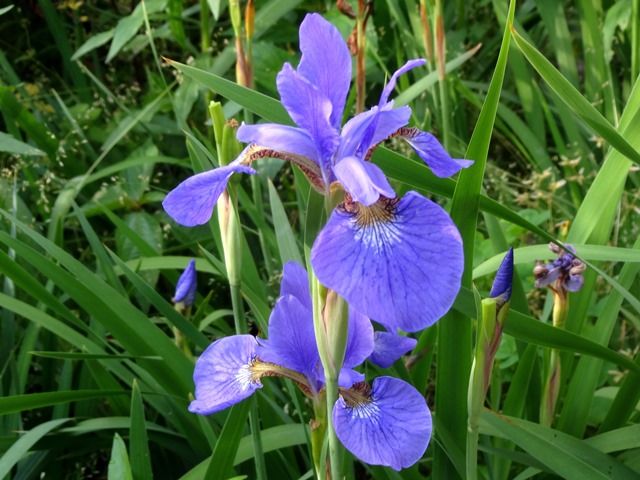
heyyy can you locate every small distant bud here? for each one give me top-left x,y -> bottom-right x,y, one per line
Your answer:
536,243 -> 586,294
548,242 -> 562,254
533,262 -> 547,278
173,259 -> 197,307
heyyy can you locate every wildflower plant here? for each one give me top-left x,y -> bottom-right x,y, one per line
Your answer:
162,12 -> 468,476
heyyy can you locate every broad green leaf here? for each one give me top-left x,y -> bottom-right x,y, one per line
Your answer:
0,131 -> 45,156
473,244 -> 640,279
108,433 -> 133,480
0,390 -> 127,415
107,0 -> 167,63
203,400 -> 251,479
435,1 -> 515,475
480,411 -> 638,479
31,351 -> 161,361
511,27 -> 640,166
71,29 -> 115,60
180,424 -> 308,479
267,179 -> 302,265
0,418 -> 70,478
395,44 -> 482,106
130,380 -> 153,480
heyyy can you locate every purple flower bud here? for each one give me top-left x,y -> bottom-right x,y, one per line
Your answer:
173,259 -> 197,306
489,248 -> 513,304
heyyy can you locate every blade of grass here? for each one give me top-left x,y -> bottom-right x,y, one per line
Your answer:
435,2 -> 514,477
511,27 -> 640,166
130,380 -> 153,480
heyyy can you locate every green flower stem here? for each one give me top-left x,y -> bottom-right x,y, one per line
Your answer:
311,272 -> 348,480
199,0 -> 210,53
541,291 -> 569,426
172,304 -> 193,358
466,298 -> 497,480
310,393 -> 328,477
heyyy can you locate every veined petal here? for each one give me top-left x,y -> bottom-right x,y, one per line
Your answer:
162,163 -> 256,227
257,295 -> 320,384
379,59 -> 426,106
173,259 -> 197,306
311,191 -> 463,332
189,335 -> 262,415
280,261 -> 311,310
333,377 -> 432,470
401,129 -> 473,177
343,311 -> 374,369
333,156 -> 395,206
237,123 -> 320,164
338,106 -> 411,159
298,13 -> 352,128
276,63 -> 339,169
369,331 -> 417,368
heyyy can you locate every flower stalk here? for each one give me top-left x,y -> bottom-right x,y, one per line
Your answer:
312,273 -> 348,480
210,101 -> 267,480
540,291 -> 568,426
467,249 -> 513,480
535,243 -> 585,426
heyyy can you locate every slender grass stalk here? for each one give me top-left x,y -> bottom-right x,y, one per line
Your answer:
540,293 -> 568,426
633,0 -> 640,83
434,0 -> 450,149
355,0 -> 367,114
199,0 -> 210,53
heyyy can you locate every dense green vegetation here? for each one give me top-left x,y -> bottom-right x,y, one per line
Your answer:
0,0 -> 639,478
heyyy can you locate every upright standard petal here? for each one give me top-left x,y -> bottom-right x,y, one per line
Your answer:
369,331 -> 417,368
489,248 -> 514,303
173,259 -> 197,306
237,123 -> 320,164
162,163 -> 256,227
333,156 -> 395,206
189,335 -> 262,415
280,261 -> 311,310
311,191 -> 463,332
402,129 -> 473,177
276,63 -> 339,169
257,295 -> 320,385
379,59 -> 426,106
333,377 -> 432,470
297,13 -> 352,128
338,106 -> 411,159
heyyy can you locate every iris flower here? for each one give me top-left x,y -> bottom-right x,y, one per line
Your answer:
189,262 -> 432,470
534,243 -> 585,293
163,13 -> 468,332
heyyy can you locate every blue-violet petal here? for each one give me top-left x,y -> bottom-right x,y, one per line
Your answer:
189,335 -> 261,415
333,376 -> 432,470
162,163 -> 255,227
311,191 -> 463,331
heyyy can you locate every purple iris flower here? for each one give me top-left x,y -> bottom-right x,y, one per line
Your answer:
189,261 -> 432,470
173,259 -> 197,306
534,243 -> 585,293
162,13 -> 468,333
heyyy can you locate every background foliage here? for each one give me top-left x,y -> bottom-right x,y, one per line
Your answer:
0,0 -> 639,478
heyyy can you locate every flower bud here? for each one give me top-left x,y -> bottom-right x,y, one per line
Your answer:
173,259 -> 197,307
